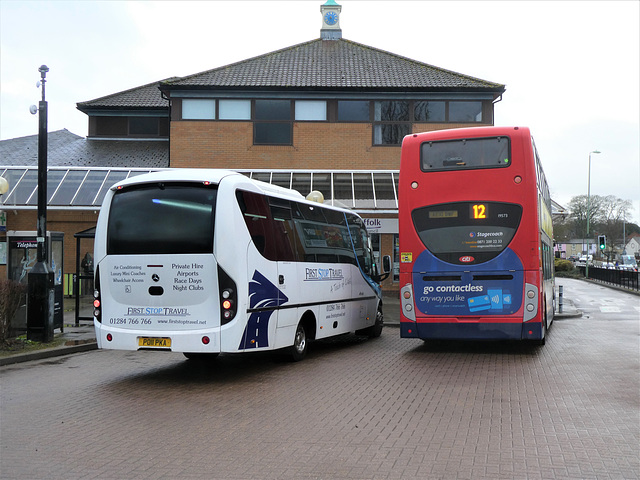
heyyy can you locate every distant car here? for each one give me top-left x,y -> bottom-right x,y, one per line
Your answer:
569,255 -> 580,262
576,255 -> 592,267
617,264 -> 637,272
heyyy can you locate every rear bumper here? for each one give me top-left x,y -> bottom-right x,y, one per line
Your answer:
400,319 -> 543,341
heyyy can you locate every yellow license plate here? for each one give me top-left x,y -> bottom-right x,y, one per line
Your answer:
138,337 -> 171,348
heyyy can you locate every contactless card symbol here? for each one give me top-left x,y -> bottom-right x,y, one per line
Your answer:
488,289 -> 503,310
468,295 -> 491,312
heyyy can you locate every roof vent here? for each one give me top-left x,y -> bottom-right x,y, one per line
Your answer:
320,0 -> 342,40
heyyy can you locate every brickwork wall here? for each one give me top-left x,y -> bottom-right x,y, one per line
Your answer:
170,121 -> 487,170
171,122 -> 402,170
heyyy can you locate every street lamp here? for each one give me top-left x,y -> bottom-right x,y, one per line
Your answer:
0,176 -> 8,195
585,150 -> 601,278
27,64 -> 54,342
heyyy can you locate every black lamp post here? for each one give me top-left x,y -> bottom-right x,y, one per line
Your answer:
27,64 -> 54,342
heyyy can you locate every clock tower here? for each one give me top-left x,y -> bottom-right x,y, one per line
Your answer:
320,0 -> 342,40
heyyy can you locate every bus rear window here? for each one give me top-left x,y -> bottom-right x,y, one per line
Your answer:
107,183 -> 217,255
412,201 -> 522,265
421,136 -> 511,171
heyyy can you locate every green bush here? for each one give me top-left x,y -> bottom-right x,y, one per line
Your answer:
0,279 -> 27,343
554,259 -> 574,272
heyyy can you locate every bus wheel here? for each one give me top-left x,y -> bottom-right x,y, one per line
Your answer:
536,309 -> 548,346
183,352 -> 219,362
356,305 -> 384,338
289,322 -> 308,362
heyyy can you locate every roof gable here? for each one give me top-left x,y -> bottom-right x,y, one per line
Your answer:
77,78 -> 176,111
161,38 -> 504,92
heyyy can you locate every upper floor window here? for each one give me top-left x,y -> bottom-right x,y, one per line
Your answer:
176,97 -> 487,146
295,101 -> 327,121
129,117 -> 159,135
414,101 -> 446,122
373,101 -> 411,146
449,101 -> 483,122
92,116 -> 168,138
219,99 -> 251,120
254,99 -> 292,145
182,99 -> 216,120
337,100 -> 370,122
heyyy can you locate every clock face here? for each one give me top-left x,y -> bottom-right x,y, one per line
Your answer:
324,11 -> 338,26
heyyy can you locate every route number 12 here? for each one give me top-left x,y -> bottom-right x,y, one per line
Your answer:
472,204 -> 487,219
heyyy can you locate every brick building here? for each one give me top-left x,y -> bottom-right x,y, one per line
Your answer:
1,1 -> 505,296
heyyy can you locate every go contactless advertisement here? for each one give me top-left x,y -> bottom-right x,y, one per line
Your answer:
413,247 -> 523,316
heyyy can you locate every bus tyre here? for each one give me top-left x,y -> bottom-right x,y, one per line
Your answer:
356,305 -> 384,338
289,322 -> 308,362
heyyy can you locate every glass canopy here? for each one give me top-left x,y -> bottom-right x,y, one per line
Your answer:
0,167 -> 400,212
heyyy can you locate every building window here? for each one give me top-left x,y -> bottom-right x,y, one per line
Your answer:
254,99 -> 292,145
373,101 -> 411,145
129,117 -> 159,135
449,101 -> 483,122
182,99 -> 216,120
295,101 -> 327,121
337,100 -> 370,122
414,101 -> 446,122
219,99 -> 251,120
95,117 -> 127,136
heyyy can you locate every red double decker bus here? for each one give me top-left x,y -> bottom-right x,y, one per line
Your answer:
398,126 -> 555,344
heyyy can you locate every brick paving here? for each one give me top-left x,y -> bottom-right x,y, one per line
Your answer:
1,296 -> 638,479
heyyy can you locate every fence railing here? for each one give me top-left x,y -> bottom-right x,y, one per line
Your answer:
578,266 -> 639,292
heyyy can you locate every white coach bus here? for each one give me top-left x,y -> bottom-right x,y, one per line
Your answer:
93,169 -> 390,361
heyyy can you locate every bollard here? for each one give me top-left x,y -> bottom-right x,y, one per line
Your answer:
558,285 -> 563,313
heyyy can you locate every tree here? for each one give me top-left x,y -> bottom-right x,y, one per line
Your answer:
560,194 -> 635,254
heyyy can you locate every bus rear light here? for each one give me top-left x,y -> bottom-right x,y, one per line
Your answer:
93,267 -> 102,323
202,336 -> 210,345
218,266 -> 238,325
106,333 -> 113,342
400,284 -> 416,322
411,181 -> 419,189
514,176 -> 522,184
524,283 -> 539,322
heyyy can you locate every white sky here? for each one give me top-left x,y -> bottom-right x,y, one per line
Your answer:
1,0 -> 639,224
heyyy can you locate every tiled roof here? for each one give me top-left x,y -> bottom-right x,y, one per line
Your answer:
161,38 -> 504,91
76,79 -> 176,111
0,129 -> 169,168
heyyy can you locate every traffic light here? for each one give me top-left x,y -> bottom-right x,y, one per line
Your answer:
598,235 -> 606,250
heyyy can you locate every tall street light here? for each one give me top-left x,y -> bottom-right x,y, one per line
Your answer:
585,149 -> 601,278
27,65 -> 54,342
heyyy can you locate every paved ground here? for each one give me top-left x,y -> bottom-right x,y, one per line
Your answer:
1,280 -> 638,479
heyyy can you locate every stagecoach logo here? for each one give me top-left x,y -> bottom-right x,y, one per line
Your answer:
459,256 -> 474,263
469,232 -> 476,238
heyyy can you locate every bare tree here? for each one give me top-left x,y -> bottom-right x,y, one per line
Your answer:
563,194 -> 636,254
